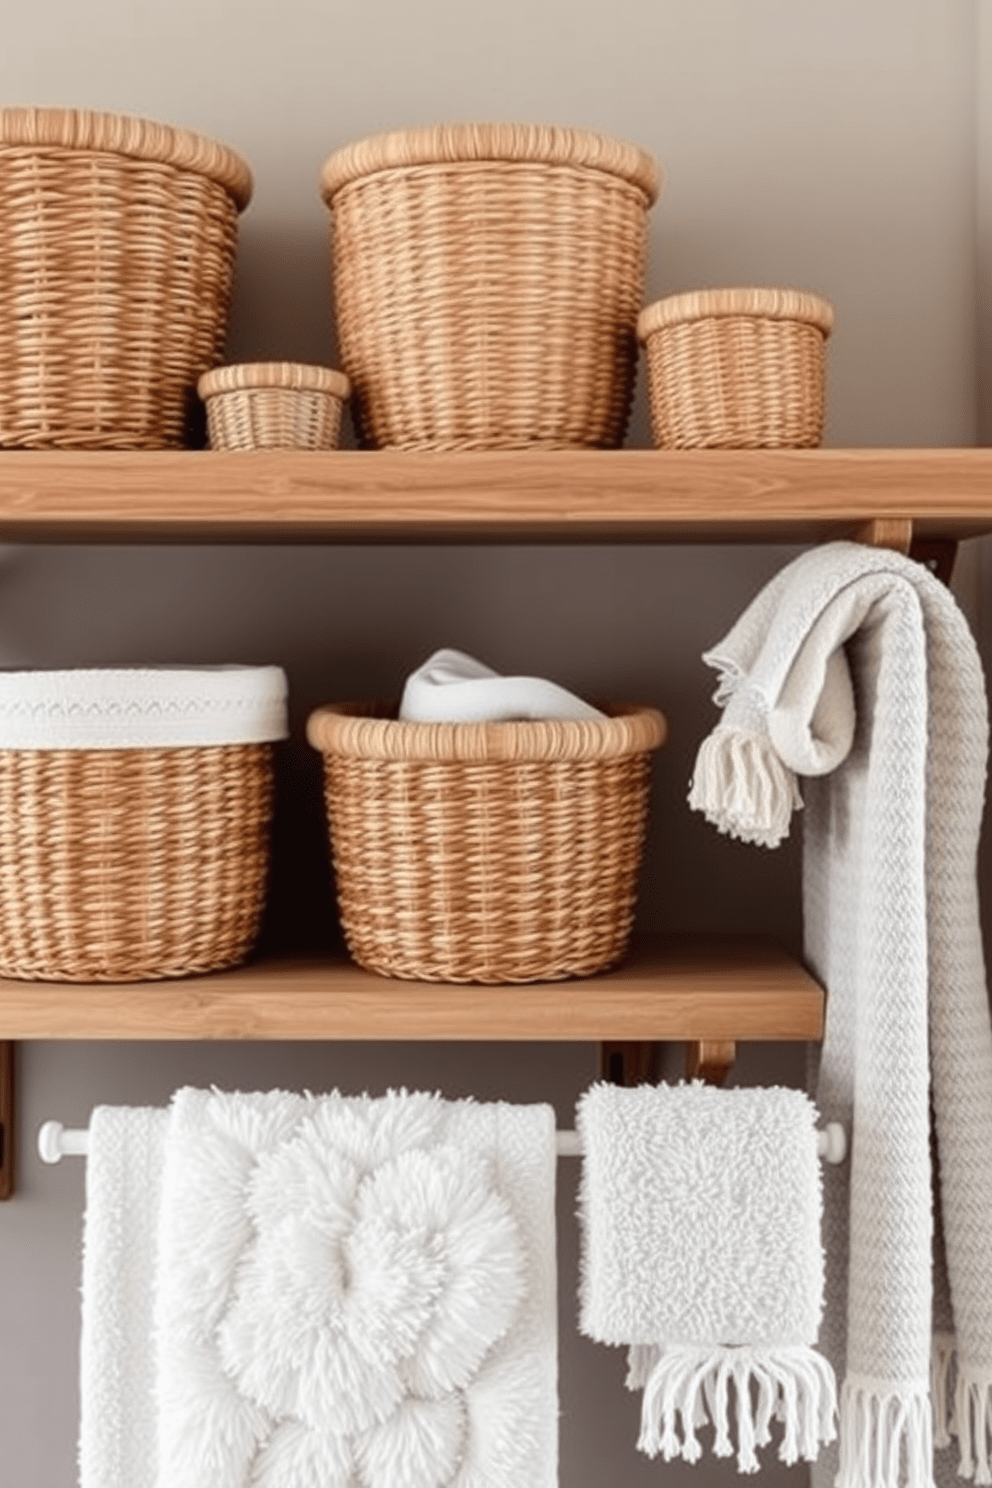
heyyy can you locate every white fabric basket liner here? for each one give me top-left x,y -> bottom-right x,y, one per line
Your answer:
0,666 -> 288,749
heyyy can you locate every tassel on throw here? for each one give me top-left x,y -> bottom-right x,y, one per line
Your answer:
688,727 -> 803,848
932,1332 -> 957,1450
836,1378 -> 933,1488
637,1345 -> 837,1475
956,1367 -> 992,1484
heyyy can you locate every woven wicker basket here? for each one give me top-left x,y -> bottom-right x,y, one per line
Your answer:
306,701 -> 667,984
637,288 -> 834,449
0,107 -> 253,450
319,123 -> 661,451
198,362 -> 352,450
0,667 -> 286,982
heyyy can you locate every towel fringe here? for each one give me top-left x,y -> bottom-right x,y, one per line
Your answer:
637,1344 -> 836,1474
932,1332 -> 957,1449
687,727 -> 802,849
955,1365 -> 992,1483
837,1376 -> 933,1488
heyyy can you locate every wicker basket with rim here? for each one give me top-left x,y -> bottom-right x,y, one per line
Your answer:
0,107 -> 253,449
198,362 -> 352,450
319,123 -> 661,451
306,700 -> 667,984
0,666 -> 287,982
637,287 -> 835,449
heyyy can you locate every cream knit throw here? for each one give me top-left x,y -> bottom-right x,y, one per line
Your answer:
688,541 -> 992,1488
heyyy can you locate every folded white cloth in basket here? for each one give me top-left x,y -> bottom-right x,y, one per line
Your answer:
79,1105 -> 168,1488
577,1080 -> 836,1474
154,1086 -> 558,1488
399,647 -> 605,722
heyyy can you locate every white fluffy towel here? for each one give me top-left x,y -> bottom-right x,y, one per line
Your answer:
154,1086 -> 558,1488
399,646 -> 605,722
79,1105 -> 168,1488
577,1080 -> 836,1474
687,541 -> 992,1488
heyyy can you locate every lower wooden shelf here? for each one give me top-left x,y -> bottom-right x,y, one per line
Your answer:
0,935 -> 823,1042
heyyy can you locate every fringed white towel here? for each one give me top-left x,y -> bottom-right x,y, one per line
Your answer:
399,646 -> 605,722
79,1105 -> 168,1488
688,541 -> 992,1488
577,1080 -> 836,1474
154,1086 -> 558,1488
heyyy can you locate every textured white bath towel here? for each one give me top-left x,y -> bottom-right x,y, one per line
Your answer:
577,1080 -> 835,1474
688,541 -> 992,1488
399,646 -> 605,722
79,1105 -> 168,1488
154,1086 -> 558,1488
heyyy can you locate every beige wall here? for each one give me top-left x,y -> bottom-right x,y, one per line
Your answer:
0,2 -> 984,1484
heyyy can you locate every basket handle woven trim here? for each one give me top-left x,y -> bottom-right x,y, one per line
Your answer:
0,107 -> 253,209
319,123 -> 661,206
637,288 -> 835,339
198,363 -> 352,399
306,702 -> 667,762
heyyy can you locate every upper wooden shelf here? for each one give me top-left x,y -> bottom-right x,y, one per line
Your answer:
0,447 -> 989,543
0,936 -> 823,1042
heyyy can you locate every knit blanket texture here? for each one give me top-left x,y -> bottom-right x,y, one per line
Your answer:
577,1079 -> 836,1474
78,1087 -> 557,1488
688,541 -> 992,1488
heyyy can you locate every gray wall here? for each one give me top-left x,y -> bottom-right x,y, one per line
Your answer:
0,2 -> 985,1484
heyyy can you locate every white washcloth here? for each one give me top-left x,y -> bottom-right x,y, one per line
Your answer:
399,647 -> 605,722
577,1080 -> 835,1474
154,1086 -> 558,1488
79,1105 -> 168,1488
688,541 -> 992,1488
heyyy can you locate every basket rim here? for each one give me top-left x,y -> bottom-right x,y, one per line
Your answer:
319,122 -> 661,206
198,362 -> 352,399
306,700 -> 667,762
637,287 -> 834,340
0,106 -> 253,209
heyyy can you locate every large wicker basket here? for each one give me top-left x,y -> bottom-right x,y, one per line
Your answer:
198,362 -> 352,450
637,287 -> 834,449
0,666 -> 287,981
306,701 -> 667,983
0,108 -> 253,449
319,123 -> 661,451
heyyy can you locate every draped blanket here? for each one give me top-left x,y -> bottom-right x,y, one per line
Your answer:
688,541 -> 992,1488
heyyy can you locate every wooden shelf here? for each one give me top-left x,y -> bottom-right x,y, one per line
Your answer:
0,447 -> 988,543
0,936 -> 823,1042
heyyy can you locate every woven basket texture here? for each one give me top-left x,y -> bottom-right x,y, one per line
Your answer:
199,362 -> 351,450
0,108 -> 252,450
0,742 -> 273,981
306,701 -> 666,984
320,124 -> 660,451
638,289 -> 833,450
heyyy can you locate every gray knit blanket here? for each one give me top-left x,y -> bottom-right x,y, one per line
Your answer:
689,541 -> 992,1488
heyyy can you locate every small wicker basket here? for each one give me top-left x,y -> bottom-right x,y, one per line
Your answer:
0,107 -> 253,449
319,123 -> 661,451
306,701 -> 667,984
0,666 -> 287,982
637,287 -> 834,449
198,362 -> 352,450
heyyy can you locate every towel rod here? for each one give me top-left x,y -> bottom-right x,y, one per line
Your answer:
37,1119 -> 847,1165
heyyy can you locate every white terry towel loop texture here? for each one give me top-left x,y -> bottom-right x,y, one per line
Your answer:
399,647 -> 605,722
577,1080 -> 836,1475
687,540 -> 992,1488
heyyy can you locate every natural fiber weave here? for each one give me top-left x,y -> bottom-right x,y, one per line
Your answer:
0,743 -> 274,981
0,107 -> 252,449
306,702 -> 666,983
637,288 -> 834,450
320,123 -> 660,451
198,362 -> 351,450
